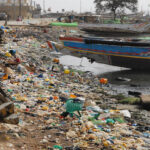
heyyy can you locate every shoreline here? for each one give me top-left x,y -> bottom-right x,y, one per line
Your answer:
0,26 -> 149,149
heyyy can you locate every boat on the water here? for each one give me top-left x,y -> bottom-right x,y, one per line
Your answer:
48,36 -> 150,70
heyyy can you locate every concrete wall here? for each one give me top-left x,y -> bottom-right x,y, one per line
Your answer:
0,0 -> 29,6
0,5 -> 32,20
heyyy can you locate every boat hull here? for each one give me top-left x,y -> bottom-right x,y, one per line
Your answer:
60,49 -> 150,69
52,37 -> 150,69
111,55 -> 150,69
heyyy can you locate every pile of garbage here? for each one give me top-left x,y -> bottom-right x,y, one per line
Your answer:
0,27 -> 149,149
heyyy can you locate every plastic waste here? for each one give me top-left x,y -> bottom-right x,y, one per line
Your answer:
120,110 -> 131,118
17,64 -> 27,73
5,52 -> 12,57
42,106 -> 49,111
9,50 -> 16,56
61,99 -> 83,118
69,94 -> 77,99
2,74 -> 8,80
53,145 -> 63,150
7,89 -> 12,92
99,78 -> 108,84
86,106 -> 103,113
0,26 -> 147,150
64,69 -> 70,74
143,133 -> 150,138
15,58 -> 21,63
106,119 -> 115,124
84,100 -> 96,107
53,58 -> 59,64
114,117 -> 125,123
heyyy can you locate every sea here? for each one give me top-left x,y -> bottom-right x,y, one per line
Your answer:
60,55 -> 150,95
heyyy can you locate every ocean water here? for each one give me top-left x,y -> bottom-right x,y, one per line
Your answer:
60,55 -> 123,75
60,55 -> 150,95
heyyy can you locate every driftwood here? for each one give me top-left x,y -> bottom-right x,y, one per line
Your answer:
0,86 -> 18,124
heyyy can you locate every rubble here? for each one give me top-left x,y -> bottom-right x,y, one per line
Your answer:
0,26 -> 148,150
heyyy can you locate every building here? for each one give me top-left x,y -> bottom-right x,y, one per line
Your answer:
32,4 -> 42,18
0,0 -> 41,20
0,0 -> 29,6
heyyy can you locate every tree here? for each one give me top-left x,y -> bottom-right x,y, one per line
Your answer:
94,0 -> 138,20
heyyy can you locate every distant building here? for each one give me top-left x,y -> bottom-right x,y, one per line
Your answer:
41,12 -> 64,18
32,4 -> 42,18
0,0 -> 29,6
0,0 -> 41,20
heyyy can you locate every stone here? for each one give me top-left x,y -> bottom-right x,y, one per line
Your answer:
3,114 -> 19,124
0,102 -> 14,118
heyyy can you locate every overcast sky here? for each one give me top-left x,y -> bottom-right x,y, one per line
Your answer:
35,0 -> 150,13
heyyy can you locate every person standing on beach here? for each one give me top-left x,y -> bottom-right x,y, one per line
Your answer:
4,13 -> 8,26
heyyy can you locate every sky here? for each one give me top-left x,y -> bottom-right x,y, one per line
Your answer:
35,0 -> 150,13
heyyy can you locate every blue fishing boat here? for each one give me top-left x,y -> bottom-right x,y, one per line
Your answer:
48,36 -> 150,69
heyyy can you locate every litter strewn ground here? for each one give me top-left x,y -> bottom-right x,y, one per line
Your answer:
0,26 -> 149,150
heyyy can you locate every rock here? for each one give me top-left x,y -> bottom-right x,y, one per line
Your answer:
0,102 -> 14,118
3,114 -> 19,124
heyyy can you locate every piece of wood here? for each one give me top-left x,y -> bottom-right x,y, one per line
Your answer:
140,95 -> 150,104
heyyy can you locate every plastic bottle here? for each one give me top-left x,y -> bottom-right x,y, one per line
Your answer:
64,69 -> 70,74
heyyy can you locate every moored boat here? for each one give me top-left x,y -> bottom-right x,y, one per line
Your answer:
48,36 -> 150,69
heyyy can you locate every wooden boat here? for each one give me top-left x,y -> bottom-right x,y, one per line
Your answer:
79,23 -> 150,36
48,36 -> 150,69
